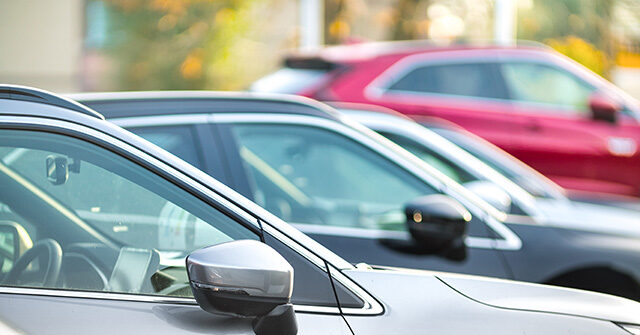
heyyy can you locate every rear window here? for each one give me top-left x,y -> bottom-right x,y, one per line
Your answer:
250,68 -> 329,94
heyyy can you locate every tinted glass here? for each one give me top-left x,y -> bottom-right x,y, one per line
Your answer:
389,63 -> 507,99
229,124 -> 436,231
501,62 -> 596,111
429,126 -> 557,198
130,125 -> 203,169
0,129 -> 258,296
263,232 -> 362,308
379,131 -> 477,184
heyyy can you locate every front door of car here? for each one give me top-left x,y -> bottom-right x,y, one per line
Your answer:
371,59 -> 522,153
496,61 -> 640,196
212,119 -> 510,279
0,124 -> 351,335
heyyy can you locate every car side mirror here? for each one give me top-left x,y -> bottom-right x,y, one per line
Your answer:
186,240 -> 297,335
463,180 -> 512,213
589,92 -> 620,124
46,155 -> 68,185
405,195 -> 470,260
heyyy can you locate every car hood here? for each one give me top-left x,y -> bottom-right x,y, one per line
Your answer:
353,266 -> 640,324
434,271 -> 640,324
536,198 -> 640,237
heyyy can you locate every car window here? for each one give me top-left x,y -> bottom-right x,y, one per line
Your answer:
388,62 -> 507,99
130,125 -> 203,169
229,124 -> 436,231
0,129 -> 258,297
429,127 -> 558,198
500,62 -> 596,112
378,131 -> 477,184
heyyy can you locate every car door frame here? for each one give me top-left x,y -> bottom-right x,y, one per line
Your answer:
207,112 -> 523,253
0,114 -> 382,319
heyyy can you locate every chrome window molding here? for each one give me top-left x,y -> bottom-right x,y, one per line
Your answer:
328,264 -> 385,316
113,114 -> 209,128
0,286 -> 360,315
0,286 -> 197,304
292,222 -> 521,251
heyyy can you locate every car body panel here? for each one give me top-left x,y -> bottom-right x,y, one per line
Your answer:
344,268 -> 629,334
0,293 -> 352,335
435,271 -> 640,324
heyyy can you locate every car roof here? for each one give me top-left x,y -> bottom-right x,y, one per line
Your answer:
285,40 -> 551,64
68,91 -> 341,121
0,85 -> 105,120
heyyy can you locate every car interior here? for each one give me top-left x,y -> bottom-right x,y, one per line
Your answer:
0,129 -> 256,297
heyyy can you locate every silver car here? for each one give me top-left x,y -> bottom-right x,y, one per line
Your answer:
0,85 -> 639,334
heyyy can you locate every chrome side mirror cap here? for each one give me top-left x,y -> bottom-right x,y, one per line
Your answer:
186,240 -> 297,335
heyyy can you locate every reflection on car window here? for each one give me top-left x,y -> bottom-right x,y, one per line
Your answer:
230,124 -> 435,231
388,62 -> 507,99
429,127 -> 556,198
501,62 -> 596,111
379,132 -> 477,184
0,129 -> 257,297
130,125 -> 203,169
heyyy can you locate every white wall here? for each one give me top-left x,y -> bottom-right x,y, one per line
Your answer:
0,0 -> 83,92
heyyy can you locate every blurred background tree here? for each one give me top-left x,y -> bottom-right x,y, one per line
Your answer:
517,0 -> 640,78
79,0 -> 640,92
104,0 -> 257,90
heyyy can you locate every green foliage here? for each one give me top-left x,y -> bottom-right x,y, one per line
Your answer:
546,36 -> 608,76
101,0 -> 254,90
518,0 -> 614,76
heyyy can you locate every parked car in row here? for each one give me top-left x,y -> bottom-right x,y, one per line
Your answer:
252,41 -> 640,197
6,85 -> 640,333
332,102 -> 640,235
73,91 -> 640,301
413,115 -> 640,212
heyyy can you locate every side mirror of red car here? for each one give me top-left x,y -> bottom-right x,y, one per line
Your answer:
589,92 -> 620,123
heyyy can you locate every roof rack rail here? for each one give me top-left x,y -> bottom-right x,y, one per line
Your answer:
0,85 -> 104,120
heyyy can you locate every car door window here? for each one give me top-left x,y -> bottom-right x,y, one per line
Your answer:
0,129 -> 258,297
378,131 -> 477,184
500,62 -> 596,112
130,125 -> 203,169
388,62 -> 508,99
228,123 -> 491,235
229,124 -> 435,231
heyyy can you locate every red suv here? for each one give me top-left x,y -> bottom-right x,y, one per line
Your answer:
252,42 -> 640,197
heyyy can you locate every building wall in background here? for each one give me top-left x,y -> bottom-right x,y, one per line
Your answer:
0,0 -> 83,93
